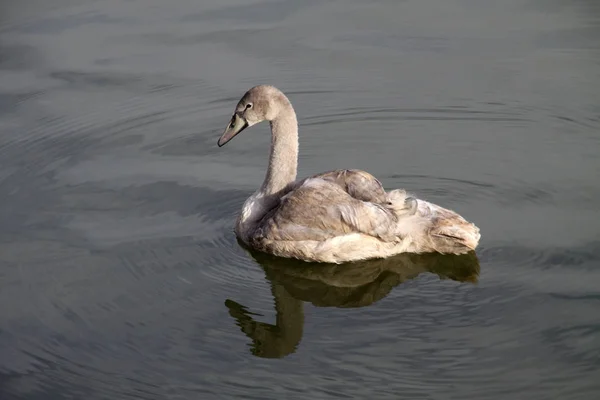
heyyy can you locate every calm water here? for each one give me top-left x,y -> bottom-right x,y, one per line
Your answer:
1,0 -> 600,398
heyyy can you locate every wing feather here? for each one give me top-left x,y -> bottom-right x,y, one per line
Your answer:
254,172 -> 401,243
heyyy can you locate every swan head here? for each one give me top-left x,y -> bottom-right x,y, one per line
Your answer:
218,85 -> 289,147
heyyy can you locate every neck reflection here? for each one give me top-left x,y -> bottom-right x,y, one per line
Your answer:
225,247 -> 480,359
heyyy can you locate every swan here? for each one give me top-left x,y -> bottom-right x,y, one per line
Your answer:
217,85 -> 480,263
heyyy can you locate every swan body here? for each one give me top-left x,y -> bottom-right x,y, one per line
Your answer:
217,85 -> 480,263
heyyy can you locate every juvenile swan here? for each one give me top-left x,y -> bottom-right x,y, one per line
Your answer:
217,85 -> 480,263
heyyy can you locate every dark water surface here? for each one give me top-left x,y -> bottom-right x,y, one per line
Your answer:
1,0 -> 600,398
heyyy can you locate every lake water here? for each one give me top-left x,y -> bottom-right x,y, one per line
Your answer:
1,0 -> 599,399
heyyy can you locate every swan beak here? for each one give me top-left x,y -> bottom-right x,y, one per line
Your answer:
218,113 -> 248,147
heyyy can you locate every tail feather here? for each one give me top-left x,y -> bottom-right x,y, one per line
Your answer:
431,221 -> 480,253
405,199 -> 481,254
386,191 -> 480,255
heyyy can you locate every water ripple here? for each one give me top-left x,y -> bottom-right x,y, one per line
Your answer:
2,0 -> 600,398
303,106 -> 527,127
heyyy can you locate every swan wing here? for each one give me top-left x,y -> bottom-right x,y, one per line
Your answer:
255,175 -> 400,242
307,169 -> 388,204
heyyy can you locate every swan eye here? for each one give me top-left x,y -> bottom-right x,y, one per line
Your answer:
245,103 -> 253,110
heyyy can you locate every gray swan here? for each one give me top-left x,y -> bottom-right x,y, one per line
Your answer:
217,85 -> 480,263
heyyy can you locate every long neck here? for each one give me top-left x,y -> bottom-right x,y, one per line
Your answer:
260,104 -> 299,195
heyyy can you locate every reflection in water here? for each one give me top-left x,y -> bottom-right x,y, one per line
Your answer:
226,246 -> 480,358
1,0 -> 599,397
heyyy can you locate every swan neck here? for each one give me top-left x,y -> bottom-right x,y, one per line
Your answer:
261,104 -> 298,195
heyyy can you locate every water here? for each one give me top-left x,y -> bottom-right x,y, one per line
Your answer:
1,0 -> 599,398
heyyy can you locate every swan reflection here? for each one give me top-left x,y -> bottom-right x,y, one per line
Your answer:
225,247 -> 480,358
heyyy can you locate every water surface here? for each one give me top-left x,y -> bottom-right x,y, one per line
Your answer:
1,0 -> 599,399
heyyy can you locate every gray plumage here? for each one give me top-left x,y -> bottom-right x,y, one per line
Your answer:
217,85 -> 480,263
